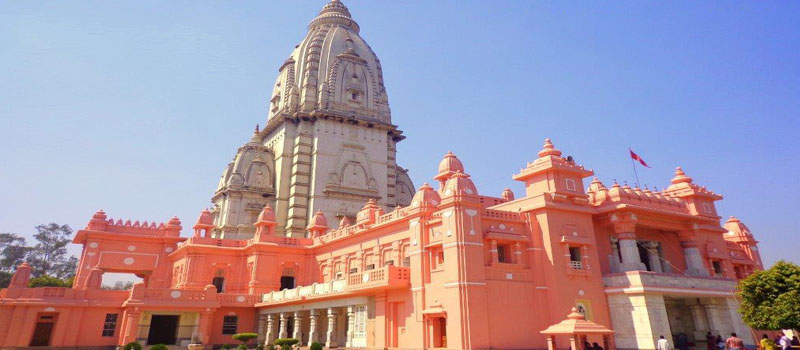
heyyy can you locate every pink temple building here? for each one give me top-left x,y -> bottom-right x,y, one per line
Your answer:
0,1 -> 764,350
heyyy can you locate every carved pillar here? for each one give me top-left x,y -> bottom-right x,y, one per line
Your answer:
679,230 -> 709,277
489,240 -> 499,265
307,310 -> 320,346
265,314 -> 277,346
513,242 -> 522,264
345,306 -> 356,347
689,304 -> 710,339
326,308 -> 338,348
645,241 -> 663,273
703,303 -> 721,335
293,311 -> 304,343
278,312 -> 289,339
611,213 -> 644,271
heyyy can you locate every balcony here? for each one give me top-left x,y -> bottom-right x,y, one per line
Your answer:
259,265 -> 411,306
603,270 -> 737,297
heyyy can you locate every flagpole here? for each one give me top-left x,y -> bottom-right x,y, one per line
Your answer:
630,155 -> 641,188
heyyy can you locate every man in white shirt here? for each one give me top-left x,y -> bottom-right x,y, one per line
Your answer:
779,332 -> 791,350
658,335 -> 672,350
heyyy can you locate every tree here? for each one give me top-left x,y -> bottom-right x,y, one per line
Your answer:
738,260 -> 800,330
233,333 -> 259,348
0,233 -> 28,271
29,275 -> 74,288
0,271 -> 12,288
26,223 -> 76,279
103,281 -> 135,290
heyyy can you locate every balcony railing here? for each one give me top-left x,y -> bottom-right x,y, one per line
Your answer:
260,265 -> 411,305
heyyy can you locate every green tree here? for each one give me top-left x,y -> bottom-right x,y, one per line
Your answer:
0,271 -> 13,288
0,233 -> 28,271
26,223 -> 76,279
29,275 -> 74,288
738,260 -> 800,330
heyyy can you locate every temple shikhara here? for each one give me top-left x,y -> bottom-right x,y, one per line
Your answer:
0,1 -> 765,350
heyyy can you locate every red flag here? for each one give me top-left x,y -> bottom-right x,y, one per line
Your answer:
629,148 -> 651,168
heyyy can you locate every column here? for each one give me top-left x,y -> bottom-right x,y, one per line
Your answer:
489,240 -> 499,265
679,231 -> 709,277
609,236 -> 622,273
265,314 -> 278,346
307,310 -> 320,346
279,312 -> 289,339
612,214 -> 644,271
197,310 -> 214,345
257,314 -> 267,345
293,311 -> 304,343
618,233 -> 644,271
345,306 -> 356,347
121,309 -> 142,345
688,304 -> 710,340
326,308 -> 338,348
645,241 -> 663,273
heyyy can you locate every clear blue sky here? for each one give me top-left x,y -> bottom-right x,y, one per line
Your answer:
1,1 -> 798,270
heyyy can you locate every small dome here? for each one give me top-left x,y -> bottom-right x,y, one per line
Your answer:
443,171 -> 478,196
307,211 -> 329,230
194,209 -> 213,227
257,205 -> 276,223
670,167 -> 693,184
724,216 -> 753,238
501,187 -> 515,201
435,151 -> 465,180
92,210 -> 107,221
411,183 -> 441,207
538,138 -> 562,158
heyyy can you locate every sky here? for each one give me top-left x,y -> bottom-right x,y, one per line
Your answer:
1,1 -> 798,283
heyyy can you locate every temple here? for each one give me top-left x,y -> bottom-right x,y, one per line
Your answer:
0,1 -> 764,350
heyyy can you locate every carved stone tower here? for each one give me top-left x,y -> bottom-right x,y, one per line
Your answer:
212,0 -> 415,239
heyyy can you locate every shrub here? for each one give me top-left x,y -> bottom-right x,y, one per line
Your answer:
256,345 -> 264,350
233,332 -> 259,344
123,342 -> 143,350
222,345 -> 232,350
310,341 -> 323,350
150,345 -> 168,350
238,345 -> 248,350
273,339 -> 299,347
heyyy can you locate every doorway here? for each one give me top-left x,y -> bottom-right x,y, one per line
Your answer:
147,315 -> 179,345
212,277 -> 225,293
280,276 -> 295,290
30,313 -> 58,347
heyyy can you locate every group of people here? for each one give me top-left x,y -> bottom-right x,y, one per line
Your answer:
656,331 -> 799,350
759,332 -> 799,350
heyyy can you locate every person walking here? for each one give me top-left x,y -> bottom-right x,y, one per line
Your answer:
778,332 -> 792,350
658,335 -> 672,350
761,334 -> 777,350
726,333 -> 744,350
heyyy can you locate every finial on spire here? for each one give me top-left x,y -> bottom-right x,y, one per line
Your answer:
538,138 -> 562,158
255,123 -> 260,133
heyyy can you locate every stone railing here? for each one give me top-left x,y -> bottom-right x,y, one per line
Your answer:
260,265 -> 411,305
217,293 -> 262,306
603,270 -> 737,296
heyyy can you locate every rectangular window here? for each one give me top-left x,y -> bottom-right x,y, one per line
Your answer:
569,247 -> 583,269
565,178 -> 577,192
349,268 -> 358,274
712,260 -> 723,276
101,313 -> 118,337
366,264 -> 376,270
403,256 -> 411,267
222,316 -> 238,335
385,260 -> 394,266
497,245 -> 507,263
